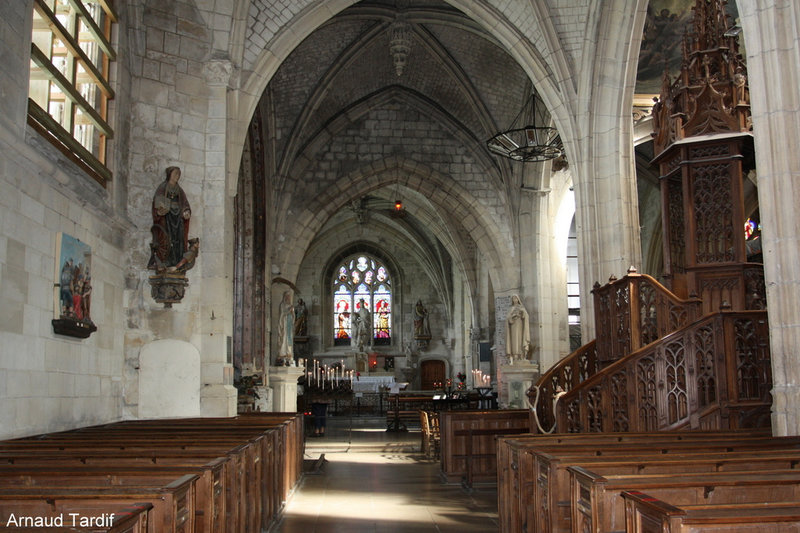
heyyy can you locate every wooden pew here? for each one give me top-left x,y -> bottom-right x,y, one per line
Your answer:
0,442 -> 252,533
570,467 -> 800,533
0,502 -> 152,533
623,491 -> 800,533
537,449 -> 800,533
439,409 -> 529,484
0,461 -> 227,533
497,432 -> 800,533
0,413 -> 304,533
0,474 -> 198,533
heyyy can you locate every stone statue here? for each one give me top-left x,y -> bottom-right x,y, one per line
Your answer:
505,294 -> 531,363
352,298 -> 371,352
277,290 -> 294,362
294,298 -> 308,337
148,166 -> 192,272
413,299 -> 430,338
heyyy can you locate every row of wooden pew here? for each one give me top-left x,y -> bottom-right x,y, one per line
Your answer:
496,429 -> 800,533
0,412 -> 304,533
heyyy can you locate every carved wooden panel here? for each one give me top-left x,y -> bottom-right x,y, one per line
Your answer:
587,385 -> 604,432
668,301 -> 688,332
537,463 -> 551,533
667,177 -> 685,274
610,370 -> 629,432
734,318 -> 766,401
693,163 -> 735,264
639,280 -> 658,345
664,340 -> 688,425
566,396 -> 581,433
744,266 -> 767,310
694,324 -> 717,408
614,285 -> 631,360
636,355 -> 658,431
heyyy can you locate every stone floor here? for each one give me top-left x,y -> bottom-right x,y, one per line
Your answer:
273,414 -> 499,532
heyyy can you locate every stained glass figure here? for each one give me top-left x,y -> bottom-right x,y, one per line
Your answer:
332,253 -> 392,346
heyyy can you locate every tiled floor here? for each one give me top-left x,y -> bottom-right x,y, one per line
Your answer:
274,415 -> 499,532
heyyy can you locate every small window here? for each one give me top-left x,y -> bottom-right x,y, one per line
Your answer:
29,0 -> 118,186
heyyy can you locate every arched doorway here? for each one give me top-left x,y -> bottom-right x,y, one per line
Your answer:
420,360 -> 445,391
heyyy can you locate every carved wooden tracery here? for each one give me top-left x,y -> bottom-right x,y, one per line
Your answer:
664,341 -> 688,426
637,355 -> 658,431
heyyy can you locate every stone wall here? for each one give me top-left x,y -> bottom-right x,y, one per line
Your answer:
0,0 -> 132,439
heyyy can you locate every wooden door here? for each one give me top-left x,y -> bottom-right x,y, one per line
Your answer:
420,360 -> 446,390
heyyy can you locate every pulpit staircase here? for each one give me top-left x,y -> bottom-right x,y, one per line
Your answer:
529,267 -> 771,434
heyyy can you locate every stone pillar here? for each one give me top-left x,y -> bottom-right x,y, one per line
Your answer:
739,1 -> 800,436
269,366 -> 304,413
571,1 -> 647,340
199,59 -> 238,417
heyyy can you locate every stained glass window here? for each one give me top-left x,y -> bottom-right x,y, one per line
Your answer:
333,254 -> 392,346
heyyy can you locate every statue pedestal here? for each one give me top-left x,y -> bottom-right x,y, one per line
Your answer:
269,366 -> 304,413
500,361 -> 540,409
253,385 -> 273,412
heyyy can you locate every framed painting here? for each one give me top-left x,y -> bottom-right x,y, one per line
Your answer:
52,232 -> 96,338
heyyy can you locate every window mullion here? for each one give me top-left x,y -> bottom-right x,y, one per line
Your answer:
33,0 -> 113,98
66,0 -> 115,60
30,44 -> 112,138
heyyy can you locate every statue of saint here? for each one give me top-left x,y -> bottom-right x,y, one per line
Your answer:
505,294 -> 531,363
149,166 -> 192,272
352,298 -> 371,352
294,298 -> 308,337
277,291 -> 295,361
414,300 -> 430,338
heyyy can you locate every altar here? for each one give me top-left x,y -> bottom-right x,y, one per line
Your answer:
352,373 -> 396,393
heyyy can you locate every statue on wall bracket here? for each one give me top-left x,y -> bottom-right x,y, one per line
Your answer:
413,299 -> 431,350
147,166 -> 199,307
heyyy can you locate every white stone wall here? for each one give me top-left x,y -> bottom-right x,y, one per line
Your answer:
0,0 -> 129,440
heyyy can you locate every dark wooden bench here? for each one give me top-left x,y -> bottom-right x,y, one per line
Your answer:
0,413 -> 304,533
539,449 -> 800,533
0,502 -> 152,533
0,474 -> 198,533
622,491 -> 800,533
570,467 -> 800,533
439,409 -> 530,484
0,461 -> 227,533
0,440 -> 256,533
497,432 -> 800,533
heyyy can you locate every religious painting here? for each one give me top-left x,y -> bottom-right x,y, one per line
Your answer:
52,232 -> 96,338
637,0 -> 740,94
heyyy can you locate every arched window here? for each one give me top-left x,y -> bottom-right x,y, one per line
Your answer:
333,254 -> 392,346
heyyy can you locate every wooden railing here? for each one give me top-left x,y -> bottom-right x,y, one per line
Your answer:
556,309 -> 772,433
530,270 -> 703,431
593,268 -> 702,366
530,340 -> 598,432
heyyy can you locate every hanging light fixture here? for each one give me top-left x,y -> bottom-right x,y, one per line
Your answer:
486,92 -> 562,162
390,183 -> 406,218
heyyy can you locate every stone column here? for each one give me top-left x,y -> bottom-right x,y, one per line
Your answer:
571,0 -> 647,339
198,59 -> 238,416
739,1 -> 800,436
